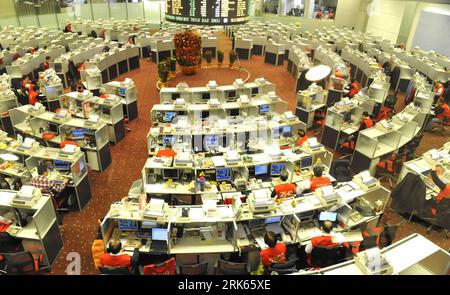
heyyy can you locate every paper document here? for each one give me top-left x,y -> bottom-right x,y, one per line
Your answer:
218,206 -> 234,219
19,186 -> 34,198
149,198 -> 164,211
211,156 -> 226,167
359,171 -> 372,182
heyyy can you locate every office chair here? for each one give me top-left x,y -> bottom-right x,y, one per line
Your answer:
329,160 -> 352,183
376,153 -> 402,189
309,246 -> 346,268
177,261 -> 208,275
140,257 -> 176,275
286,242 -> 300,261
268,258 -> 299,275
358,235 -> 378,252
215,259 -> 251,275
98,265 -> 131,275
0,251 -> 49,274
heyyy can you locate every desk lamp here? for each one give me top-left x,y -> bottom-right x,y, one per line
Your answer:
0,154 -> 19,170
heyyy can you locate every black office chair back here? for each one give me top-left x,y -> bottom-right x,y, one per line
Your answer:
379,225 -> 398,248
98,266 -> 131,275
310,246 -> 346,268
217,259 -> 249,275
178,262 -> 208,275
2,252 -> 37,274
286,242 -> 300,260
0,232 -> 24,253
359,235 -> 378,252
268,258 -> 299,275
330,160 -> 352,182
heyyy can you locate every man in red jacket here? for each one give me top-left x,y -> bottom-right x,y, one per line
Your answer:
310,165 -> 331,192
100,239 -> 140,271
425,98 -> 450,131
260,231 -> 287,268
347,79 -> 360,98
271,170 -> 296,198
156,142 -> 177,158
358,111 -> 373,131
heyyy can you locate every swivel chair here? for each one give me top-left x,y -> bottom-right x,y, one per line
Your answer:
98,265 -> 131,275
268,258 -> 299,275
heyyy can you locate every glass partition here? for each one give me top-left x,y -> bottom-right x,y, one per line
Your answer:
306,0 -> 337,19
0,0 -> 20,28
144,0 -> 163,24
109,0 -> 128,20
92,0 -> 110,20
127,0 -> 144,19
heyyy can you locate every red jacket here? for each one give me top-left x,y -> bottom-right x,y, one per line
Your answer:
60,140 -> 78,148
434,84 -> 445,99
432,184 -> 450,216
260,243 -> 287,267
310,176 -> 331,192
274,183 -> 296,198
349,82 -> 360,97
100,253 -> 131,269
436,103 -> 450,120
43,61 -> 50,70
157,149 -> 177,157
295,136 -> 308,146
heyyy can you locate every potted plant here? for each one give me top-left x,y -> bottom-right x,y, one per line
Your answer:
158,61 -> 169,88
217,50 -> 224,67
229,51 -> 237,69
204,50 -> 212,68
173,29 -> 202,75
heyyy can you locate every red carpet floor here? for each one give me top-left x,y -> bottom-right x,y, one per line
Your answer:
49,33 -> 449,275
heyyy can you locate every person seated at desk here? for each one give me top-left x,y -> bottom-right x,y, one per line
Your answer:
434,81 -> 445,102
424,98 -> 450,131
305,221 -> 340,257
100,239 -> 140,272
76,81 -> 85,93
156,142 -> 177,158
271,170 -> 296,199
309,165 -> 331,192
60,131 -> 79,148
43,56 -> 51,70
31,164 -> 68,205
26,84 -> 38,106
358,111 -> 374,131
63,23 -> 73,33
260,231 -> 287,268
344,79 -> 360,98
295,129 -> 308,147
430,165 -> 450,220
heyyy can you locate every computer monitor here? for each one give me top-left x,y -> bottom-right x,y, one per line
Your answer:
270,163 -> 286,176
301,156 -> 313,169
259,105 -> 269,115
172,93 -> 180,100
343,112 -> 352,122
230,108 -> 240,117
265,216 -> 281,224
54,160 -> 71,171
163,112 -> 177,123
319,211 -> 338,222
192,135 -> 204,152
280,125 -> 291,135
118,219 -> 138,231
54,63 -> 62,73
251,87 -> 259,96
152,228 -> 168,241
337,205 -> 352,225
163,169 -> 179,180
102,107 -> 111,115
255,165 -> 268,176
48,122 -> 59,134
216,168 -> 232,182
162,135 -> 175,146
228,90 -> 236,98
201,111 -> 209,119
204,135 -> 219,146
201,92 -> 210,101
71,128 -> 85,140
76,100 -> 82,108
118,87 -> 126,97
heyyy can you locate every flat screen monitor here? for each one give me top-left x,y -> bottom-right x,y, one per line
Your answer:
251,87 -> 259,96
118,87 -> 126,97
216,168 -> 232,182
319,211 -> 337,222
301,156 -> 313,169
54,160 -> 71,171
163,111 -> 177,123
337,206 -> 352,225
280,125 -> 291,135
204,135 -> 219,146
229,108 -> 240,117
255,165 -> 268,176
71,128 -> 85,140
192,136 -> 204,152
259,105 -> 269,115
201,92 -> 210,101
228,90 -> 236,98
201,111 -> 209,119
343,112 -> 352,122
76,100 -> 82,108
118,219 -> 138,231
270,163 -> 286,176
151,228 -> 168,241
102,107 -> 111,115
162,135 -> 175,146
172,93 -> 180,100
265,216 -> 281,224
48,122 -> 59,134
163,169 -> 179,180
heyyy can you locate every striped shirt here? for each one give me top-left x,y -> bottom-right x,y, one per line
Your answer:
31,175 -> 66,197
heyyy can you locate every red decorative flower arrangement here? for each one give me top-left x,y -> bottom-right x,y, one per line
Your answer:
174,29 -> 202,67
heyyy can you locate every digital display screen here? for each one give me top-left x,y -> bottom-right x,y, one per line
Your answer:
216,168 -> 232,181
265,216 -> 281,224
118,87 -> 126,96
165,0 -> 249,25
164,112 -> 177,122
163,135 -> 175,145
251,87 -> 259,95
54,160 -> 71,171
259,105 -> 269,114
71,128 -> 85,139
301,156 -> 313,169
204,135 -> 218,146
152,228 -> 168,241
201,92 -> 210,101
270,163 -> 286,176
255,165 -> 268,176
118,219 -> 138,231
